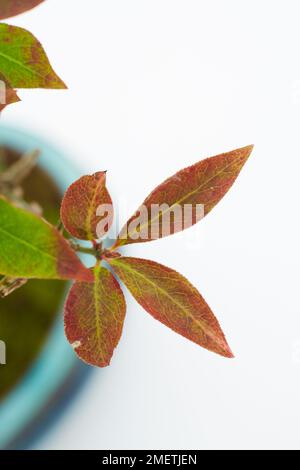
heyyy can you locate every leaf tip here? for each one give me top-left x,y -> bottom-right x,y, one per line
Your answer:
224,347 -> 235,359
218,340 -> 235,359
95,171 -> 107,182
55,78 -> 68,90
239,144 -> 254,161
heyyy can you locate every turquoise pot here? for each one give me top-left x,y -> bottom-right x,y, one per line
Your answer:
0,124 -> 91,449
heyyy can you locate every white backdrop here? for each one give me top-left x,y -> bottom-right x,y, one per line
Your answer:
4,0 -> 300,450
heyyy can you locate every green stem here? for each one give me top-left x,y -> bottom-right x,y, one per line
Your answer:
77,246 -> 97,256
70,242 -> 96,256
69,240 -> 104,259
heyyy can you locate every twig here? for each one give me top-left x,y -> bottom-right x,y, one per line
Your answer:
0,149 -> 40,186
0,276 -> 28,298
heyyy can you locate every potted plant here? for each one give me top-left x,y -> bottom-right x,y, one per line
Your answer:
0,0 -> 254,450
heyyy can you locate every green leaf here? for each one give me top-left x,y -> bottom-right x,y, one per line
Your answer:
0,23 -> 66,89
60,172 -> 113,241
65,265 -> 126,367
0,197 -> 92,281
108,256 -> 233,358
0,0 -> 45,20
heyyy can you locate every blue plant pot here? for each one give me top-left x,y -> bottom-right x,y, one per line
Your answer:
0,124 -> 92,449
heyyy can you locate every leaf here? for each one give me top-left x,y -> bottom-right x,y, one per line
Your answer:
60,172 -> 113,241
0,71 -> 20,111
0,197 -> 93,281
0,23 -> 66,89
108,257 -> 233,358
65,264 -> 126,367
0,0 -> 45,20
114,145 -> 253,248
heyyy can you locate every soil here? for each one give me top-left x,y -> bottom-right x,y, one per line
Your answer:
0,147 -> 66,400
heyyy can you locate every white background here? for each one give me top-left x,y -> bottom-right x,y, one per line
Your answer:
3,0 -> 300,450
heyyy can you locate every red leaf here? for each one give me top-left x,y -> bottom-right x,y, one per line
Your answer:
60,172 -> 113,241
0,0 -> 45,20
108,257 -> 233,359
55,230 -> 93,283
65,265 -> 126,367
114,145 -> 253,247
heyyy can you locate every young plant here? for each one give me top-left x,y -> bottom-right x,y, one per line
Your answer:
0,145 -> 253,366
0,0 -> 66,111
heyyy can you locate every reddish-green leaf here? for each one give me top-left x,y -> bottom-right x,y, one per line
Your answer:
0,24 -> 66,89
0,197 -> 92,282
60,172 -> 113,241
0,0 -> 45,20
0,71 -> 20,111
114,145 -> 253,247
65,265 -> 126,367
108,257 -> 233,358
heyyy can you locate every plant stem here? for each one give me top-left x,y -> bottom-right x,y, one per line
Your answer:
77,246 -> 97,256
70,240 -> 106,259
0,276 -> 27,298
69,242 -> 96,256
0,150 -> 40,186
